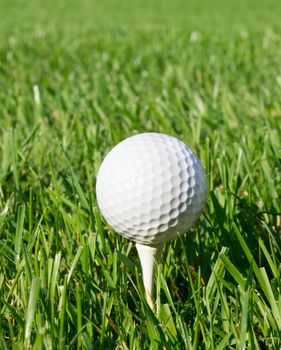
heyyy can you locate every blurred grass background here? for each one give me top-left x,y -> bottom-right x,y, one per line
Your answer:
1,0 -> 281,35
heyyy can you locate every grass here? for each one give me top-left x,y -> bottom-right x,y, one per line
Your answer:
0,0 -> 281,348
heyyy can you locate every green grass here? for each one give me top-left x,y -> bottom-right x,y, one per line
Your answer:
0,0 -> 281,348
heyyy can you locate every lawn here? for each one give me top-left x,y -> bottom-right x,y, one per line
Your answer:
0,0 -> 281,348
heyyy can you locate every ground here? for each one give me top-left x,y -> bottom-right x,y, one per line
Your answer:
0,0 -> 281,348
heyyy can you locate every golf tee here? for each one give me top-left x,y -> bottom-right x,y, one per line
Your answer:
136,243 -> 163,307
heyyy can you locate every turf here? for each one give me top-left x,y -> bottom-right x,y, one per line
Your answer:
0,0 -> 281,349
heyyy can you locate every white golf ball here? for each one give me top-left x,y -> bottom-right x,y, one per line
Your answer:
96,132 -> 207,245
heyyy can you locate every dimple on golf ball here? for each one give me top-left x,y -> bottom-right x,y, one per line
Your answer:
96,132 -> 207,245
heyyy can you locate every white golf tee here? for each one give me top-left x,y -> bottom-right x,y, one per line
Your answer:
136,243 -> 163,307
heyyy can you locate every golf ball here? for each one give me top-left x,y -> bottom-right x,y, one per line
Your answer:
96,133 -> 207,245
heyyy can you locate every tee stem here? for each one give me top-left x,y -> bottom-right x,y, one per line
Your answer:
136,243 -> 163,308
